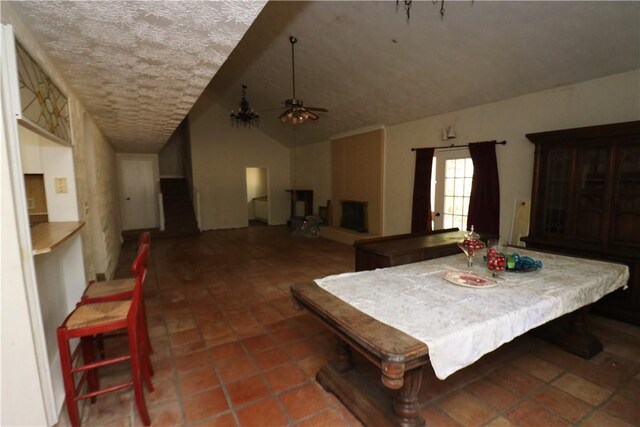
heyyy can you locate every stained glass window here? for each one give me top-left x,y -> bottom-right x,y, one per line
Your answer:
16,40 -> 71,143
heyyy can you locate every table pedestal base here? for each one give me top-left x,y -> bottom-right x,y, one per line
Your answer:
532,308 -> 603,359
317,362 -> 426,427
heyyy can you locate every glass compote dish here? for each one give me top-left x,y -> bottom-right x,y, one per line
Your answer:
457,226 -> 485,268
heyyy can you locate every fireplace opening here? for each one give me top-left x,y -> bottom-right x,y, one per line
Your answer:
341,201 -> 368,233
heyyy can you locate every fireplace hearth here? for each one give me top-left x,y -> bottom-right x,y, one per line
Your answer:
341,201 -> 368,233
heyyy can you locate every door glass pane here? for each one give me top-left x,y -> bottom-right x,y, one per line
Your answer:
445,179 -> 454,196
444,196 -> 454,214
443,158 -> 474,230
454,177 -> 463,195
454,197 -> 463,215
464,177 -> 472,196
445,160 -> 455,177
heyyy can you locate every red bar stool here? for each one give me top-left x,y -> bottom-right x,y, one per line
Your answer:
57,244 -> 152,427
81,232 -> 153,357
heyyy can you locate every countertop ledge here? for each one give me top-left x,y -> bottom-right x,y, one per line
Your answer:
31,221 -> 85,255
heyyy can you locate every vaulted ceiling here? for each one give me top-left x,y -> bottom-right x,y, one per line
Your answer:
6,1 -> 640,152
209,1 -> 640,146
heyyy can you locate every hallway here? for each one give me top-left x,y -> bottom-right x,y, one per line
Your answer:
66,226 -> 639,426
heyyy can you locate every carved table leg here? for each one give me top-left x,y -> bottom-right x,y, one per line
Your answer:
393,366 -> 425,427
335,340 -> 353,373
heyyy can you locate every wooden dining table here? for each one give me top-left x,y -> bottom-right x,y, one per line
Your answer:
290,250 -> 629,427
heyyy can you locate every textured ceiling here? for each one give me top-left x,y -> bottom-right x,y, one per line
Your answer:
7,1 -> 266,152
207,1 -> 640,146
6,1 -> 639,152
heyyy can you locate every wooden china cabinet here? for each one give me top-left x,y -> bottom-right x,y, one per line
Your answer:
522,121 -> 640,325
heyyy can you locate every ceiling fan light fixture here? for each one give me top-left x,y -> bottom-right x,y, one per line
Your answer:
230,84 -> 259,128
279,35 -> 328,126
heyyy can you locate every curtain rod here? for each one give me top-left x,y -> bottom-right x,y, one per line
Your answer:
410,140 -> 507,151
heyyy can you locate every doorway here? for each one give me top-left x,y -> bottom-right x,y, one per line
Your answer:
246,167 -> 268,226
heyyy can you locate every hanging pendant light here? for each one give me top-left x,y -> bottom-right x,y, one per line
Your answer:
230,85 -> 259,128
396,0 -> 446,21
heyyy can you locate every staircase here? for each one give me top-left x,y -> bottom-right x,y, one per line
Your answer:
159,177 -> 199,238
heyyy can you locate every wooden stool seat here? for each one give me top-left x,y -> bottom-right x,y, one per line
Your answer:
83,278 -> 135,299
66,301 -> 131,329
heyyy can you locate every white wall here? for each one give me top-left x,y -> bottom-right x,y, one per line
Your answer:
189,100 -> 290,229
293,139 -> 332,215
384,71 -> 640,237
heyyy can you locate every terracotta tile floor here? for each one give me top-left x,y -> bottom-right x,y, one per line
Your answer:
60,226 -> 640,427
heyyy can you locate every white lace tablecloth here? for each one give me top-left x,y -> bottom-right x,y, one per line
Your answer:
315,249 -> 629,380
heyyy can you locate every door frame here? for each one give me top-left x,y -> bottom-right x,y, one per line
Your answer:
116,153 -> 160,231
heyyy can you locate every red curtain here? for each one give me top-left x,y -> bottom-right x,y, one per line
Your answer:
411,148 -> 435,233
467,141 -> 500,234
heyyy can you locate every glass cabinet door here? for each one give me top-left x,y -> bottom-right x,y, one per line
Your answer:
574,145 -> 611,241
611,142 -> 640,245
541,147 -> 573,236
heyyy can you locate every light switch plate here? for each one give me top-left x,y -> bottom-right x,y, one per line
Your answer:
54,177 -> 68,193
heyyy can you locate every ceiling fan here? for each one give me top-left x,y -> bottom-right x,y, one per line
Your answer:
279,36 -> 328,125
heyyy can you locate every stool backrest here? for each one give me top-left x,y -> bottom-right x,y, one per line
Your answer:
138,231 -> 151,247
129,244 -> 149,322
132,244 -> 149,284
130,232 -> 151,276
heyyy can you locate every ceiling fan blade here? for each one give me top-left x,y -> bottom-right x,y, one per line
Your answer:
305,106 -> 328,113
306,110 -> 319,121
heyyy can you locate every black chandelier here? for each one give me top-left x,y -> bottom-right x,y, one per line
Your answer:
396,0 -> 446,21
230,85 -> 259,128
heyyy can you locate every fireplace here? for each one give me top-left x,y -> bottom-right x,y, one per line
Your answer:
341,201 -> 368,233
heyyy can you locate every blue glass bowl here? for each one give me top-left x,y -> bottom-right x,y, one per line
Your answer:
506,253 -> 543,272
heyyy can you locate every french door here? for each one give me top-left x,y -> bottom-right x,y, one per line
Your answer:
432,149 -> 474,231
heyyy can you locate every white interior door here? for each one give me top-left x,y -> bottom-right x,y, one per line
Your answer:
119,157 -> 158,230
